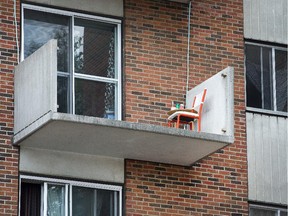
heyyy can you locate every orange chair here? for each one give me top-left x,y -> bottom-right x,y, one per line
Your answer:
168,88 -> 207,131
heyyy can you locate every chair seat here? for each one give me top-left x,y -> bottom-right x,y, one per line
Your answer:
168,111 -> 199,122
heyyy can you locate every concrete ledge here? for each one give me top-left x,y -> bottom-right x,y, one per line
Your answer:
14,113 -> 233,166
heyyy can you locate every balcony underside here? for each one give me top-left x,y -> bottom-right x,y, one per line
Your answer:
14,112 -> 232,166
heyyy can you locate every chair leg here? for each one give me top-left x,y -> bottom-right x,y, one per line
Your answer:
176,116 -> 180,128
198,119 -> 201,132
189,122 -> 193,130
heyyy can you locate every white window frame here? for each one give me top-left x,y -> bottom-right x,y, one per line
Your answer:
245,42 -> 287,116
19,175 -> 122,216
21,4 -> 122,120
249,204 -> 288,216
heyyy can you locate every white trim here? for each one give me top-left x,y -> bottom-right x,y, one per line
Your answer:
246,107 -> 288,117
20,175 -> 122,192
116,23 -> 122,120
245,41 -> 287,51
260,47 -> 264,109
65,184 -> 68,216
43,183 -> 48,216
272,48 -> 277,111
249,204 -> 288,213
71,16 -> 75,115
74,73 -> 119,84
20,5 -> 24,62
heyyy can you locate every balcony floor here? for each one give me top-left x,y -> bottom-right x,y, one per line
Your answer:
13,112 -> 233,166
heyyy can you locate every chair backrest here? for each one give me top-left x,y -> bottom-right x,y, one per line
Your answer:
192,88 -> 207,114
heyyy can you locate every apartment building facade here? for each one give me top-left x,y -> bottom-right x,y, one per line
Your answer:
0,0 -> 286,215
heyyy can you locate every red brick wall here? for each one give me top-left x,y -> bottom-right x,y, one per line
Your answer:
124,0 -> 247,215
0,0 -> 20,215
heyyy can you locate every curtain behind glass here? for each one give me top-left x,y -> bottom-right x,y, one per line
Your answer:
20,182 -> 41,216
47,184 -> 65,216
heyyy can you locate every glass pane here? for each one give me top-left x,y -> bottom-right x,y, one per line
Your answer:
57,76 -> 69,113
97,189 -> 117,216
24,9 -> 70,72
75,79 -> 116,118
262,47 -> 273,110
74,18 -> 116,78
47,184 -> 65,216
280,211 -> 288,216
72,186 -> 117,216
250,208 -> 277,216
72,186 -> 95,215
275,49 -> 287,112
246,44 -> 262,108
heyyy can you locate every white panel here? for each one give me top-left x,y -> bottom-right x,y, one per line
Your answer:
20,147 -> 125,183
186,67 -> 234,136
247,112 -> 288,205
14,40 -> 57,134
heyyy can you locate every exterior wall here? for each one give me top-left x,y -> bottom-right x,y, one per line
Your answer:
244,0 -> 288,44
247,112 -> 287,205
1,0 -> 247,215
0,0 -> 20,215
124,0 -> 247,215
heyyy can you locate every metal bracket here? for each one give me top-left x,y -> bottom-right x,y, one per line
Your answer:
221,72 -> 227,78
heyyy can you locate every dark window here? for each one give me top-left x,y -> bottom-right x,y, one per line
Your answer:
245,43 -> 287,112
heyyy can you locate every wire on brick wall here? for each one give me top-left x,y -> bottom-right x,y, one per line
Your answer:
186,0 -> 192,93
14,0 -> 19,63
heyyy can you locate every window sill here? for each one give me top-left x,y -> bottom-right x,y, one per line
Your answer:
246,107 -> 288,117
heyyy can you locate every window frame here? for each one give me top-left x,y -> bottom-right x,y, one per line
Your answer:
249,204 -> 288,216
245,42 -> 287,116
19,175 -> 123,216
21,4 -> 122,120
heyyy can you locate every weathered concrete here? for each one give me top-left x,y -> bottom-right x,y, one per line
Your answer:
14,39 -> 57,135
27,0 -> 123,17
244,0 -> 287,44
14,112 -> 232,166
20,147 -> 124,183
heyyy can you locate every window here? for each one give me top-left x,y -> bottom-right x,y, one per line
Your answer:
245,43 -> 287,113
20,176 -> 122,216
22,4 -> 122,120
250,204 -> 287,216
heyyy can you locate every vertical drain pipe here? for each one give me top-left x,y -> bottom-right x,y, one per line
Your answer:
186,1 -> 192,93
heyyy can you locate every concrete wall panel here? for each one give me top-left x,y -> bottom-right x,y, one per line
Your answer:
247,112 -> 287,205
20,147 -> 124,183
14,40 -> 57,135
244,0 -> 287,44
27,0 -> 123,17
